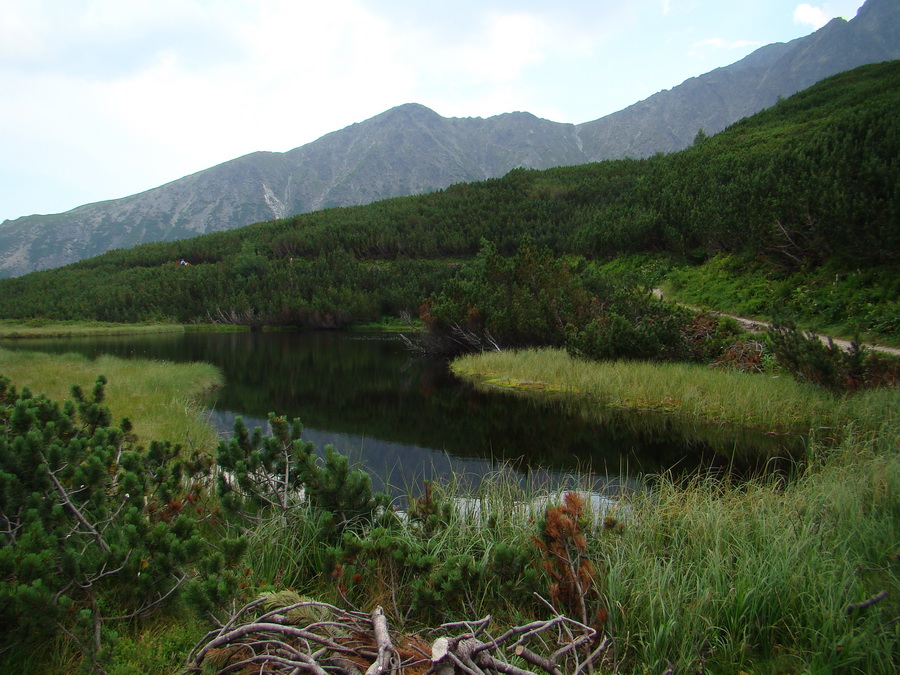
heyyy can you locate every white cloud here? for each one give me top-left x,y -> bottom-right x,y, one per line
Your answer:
452,12 -> 550,83
793,3 -> 829,29
0,0 -> 430,218
0,0 -> 48,60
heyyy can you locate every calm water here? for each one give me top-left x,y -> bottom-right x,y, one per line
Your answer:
0,331 -> 799,496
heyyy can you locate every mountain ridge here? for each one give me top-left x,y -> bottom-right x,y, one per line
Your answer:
1,0 -> 898,277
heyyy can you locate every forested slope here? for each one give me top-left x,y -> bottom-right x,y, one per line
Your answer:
0,63 -> 897,336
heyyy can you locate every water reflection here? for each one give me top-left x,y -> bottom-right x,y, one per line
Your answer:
1,331 -> 802,497
207,410 -> 637,500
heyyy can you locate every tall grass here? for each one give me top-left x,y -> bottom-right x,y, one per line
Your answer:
3,344 -> 896,671
452,347 -> 899,433
600,424 -> 900,672
448,349 -> 899,670
242,468 -> 559,624
0,320 -> 249,338
0,346 -> 222,449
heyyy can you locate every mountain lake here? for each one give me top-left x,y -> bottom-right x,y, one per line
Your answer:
0,330 -> 801,498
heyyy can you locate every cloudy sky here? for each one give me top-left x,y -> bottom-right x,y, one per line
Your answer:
1,0 -> 867,223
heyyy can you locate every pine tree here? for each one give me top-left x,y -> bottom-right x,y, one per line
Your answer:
0,375 -> 212,671
215,413 -> 390,532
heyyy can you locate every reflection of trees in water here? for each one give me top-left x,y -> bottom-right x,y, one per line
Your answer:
4,331 -> 803,488
207,408 -> 641,502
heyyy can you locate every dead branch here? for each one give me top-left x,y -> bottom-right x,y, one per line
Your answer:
846,590 -> 887,614
367,606 -> 398,674
186,596 -> 609,675
514,645 -> 562,675
41,455 -> 110,554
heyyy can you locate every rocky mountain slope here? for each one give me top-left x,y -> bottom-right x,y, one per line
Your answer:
1,0 -> 897,278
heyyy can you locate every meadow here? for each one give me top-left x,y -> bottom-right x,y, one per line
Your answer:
0,345 -> 222,449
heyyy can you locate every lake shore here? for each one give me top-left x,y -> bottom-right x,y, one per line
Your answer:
0,345 -> 223,448
2,340 -> 898,672
451,347 -> 899,434
0,319 -> 256,339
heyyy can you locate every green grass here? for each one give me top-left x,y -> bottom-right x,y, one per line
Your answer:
662,255 -> 900,348
0,319 -> 254,338
349,317 -> 423,332
2,335 -> 897,672
0,606 -> 210,675
452,347 -> 898,434
0,346 -> 223,450
599,424 -> 900,672
446,346 -> 899,670
0,319 -> 187,339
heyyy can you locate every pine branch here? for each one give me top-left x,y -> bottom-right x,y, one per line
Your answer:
42,454 -> 111,554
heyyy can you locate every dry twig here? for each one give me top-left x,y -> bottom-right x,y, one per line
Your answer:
185,596 -> 611,674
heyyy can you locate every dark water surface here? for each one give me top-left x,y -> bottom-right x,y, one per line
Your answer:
1,331 -> 800,496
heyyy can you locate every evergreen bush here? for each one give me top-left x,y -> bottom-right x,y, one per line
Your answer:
767,323 -> 900,392
0,375 -> 212,670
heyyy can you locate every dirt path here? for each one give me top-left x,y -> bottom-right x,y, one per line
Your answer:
652,289 -> 900,357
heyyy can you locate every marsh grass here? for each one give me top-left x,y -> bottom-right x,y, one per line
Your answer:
452,347 -> 899,433
600,424 -> 900,672
0,320 -> 187,339
2,344 -> 896,671
0,320 -> 250,338
243,468 -> 562,624
0,346 -> 222,449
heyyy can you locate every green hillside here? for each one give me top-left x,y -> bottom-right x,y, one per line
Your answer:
1,62 -> 897,339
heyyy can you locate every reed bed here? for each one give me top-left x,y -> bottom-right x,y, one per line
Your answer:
0,346 -> 223,449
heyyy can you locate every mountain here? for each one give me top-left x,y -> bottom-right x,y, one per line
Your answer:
578,0 -> 900,159
0,61 -> 897,334
1,0 -> 898,278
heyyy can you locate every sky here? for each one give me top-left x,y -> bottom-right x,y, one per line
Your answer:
0,0 -> 868,223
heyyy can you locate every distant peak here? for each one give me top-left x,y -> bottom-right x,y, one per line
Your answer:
384,103 -> 440,117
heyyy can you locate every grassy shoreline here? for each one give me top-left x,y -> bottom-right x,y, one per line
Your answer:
0,319 -> 260,339
0,346 -> 223,449
0,320 -> 191,339
2,338 -> 898,672
452,347 -> 899,434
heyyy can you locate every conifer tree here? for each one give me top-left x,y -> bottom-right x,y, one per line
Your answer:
0,375 -> 212,671
215,413 -> 390,532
